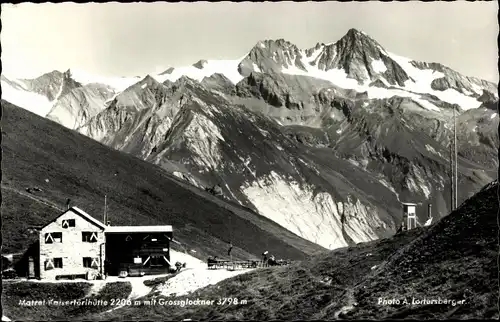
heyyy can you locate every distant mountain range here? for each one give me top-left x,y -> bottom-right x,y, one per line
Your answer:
2,28 -> 498,250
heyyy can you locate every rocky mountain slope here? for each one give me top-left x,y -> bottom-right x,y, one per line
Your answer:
76,78 -> 403,249
1,100 -> 324,261
1,28 -> 497,250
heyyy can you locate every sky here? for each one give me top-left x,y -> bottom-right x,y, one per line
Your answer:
1,2 -> 498,82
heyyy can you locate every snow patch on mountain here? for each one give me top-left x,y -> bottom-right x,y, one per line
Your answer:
371,59 -> 387,73
70,69 -> 141,92
1,79 -> 53,116
153,58 -> 246,85
236,154 -> 257,178
425,144 -> 443,158
252,63 -> 262,73
240,171 -> 383,249
282,62 -> 360,89
388,52 -> 445,86
281,56 -> 443,111
257,127 -> 270,137
412,97 -> 441,112
364,86 -> 441,112
386,52 -> 483,110
275,45 -> 482,111
48,104 -> 79,129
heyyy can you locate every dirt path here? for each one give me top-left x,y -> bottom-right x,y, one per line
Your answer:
333,287 -> 357,319
127,279 -> 153,300
101,274 -> 169,313
157,267 -> 254,297
86,280 -> 107,297
1,185 -> 64,211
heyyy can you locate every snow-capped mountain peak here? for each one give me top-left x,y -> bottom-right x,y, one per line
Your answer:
238,38 -> 308,77
152,56 -> 247,85
193,60 -> 209,70
68,68 -> 142,92
3,28 -> 497,119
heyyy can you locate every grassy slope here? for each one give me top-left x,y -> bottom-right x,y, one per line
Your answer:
341,180 -> 499,320
1,100 -> 324,261
2,281 -> 131,320
95,181 -> 497,320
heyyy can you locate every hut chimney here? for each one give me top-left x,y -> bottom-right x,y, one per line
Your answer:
66,198 -> 71,210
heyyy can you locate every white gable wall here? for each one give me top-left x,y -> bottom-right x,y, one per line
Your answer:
39,209 -> 105,280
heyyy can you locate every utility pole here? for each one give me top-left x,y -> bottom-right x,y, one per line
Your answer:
453,107 -> 458,209
449,107 -> 458,212
103,195 -> 107,224
449,137 -> 454,212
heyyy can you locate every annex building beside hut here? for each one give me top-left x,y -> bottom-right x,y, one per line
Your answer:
401,202 -> 418,231
33,206 -> 173,280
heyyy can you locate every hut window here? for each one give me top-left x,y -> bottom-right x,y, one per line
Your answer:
82,232 -> 98,243
45,259 -> 54,270
83,257 -> 92,268
54,258 -> 63,268
62,219 -> 76,228
83,257 -> 99,268
91,258 -> 99,268
45,232 -> 62,244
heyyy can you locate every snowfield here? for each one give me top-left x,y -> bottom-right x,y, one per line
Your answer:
386,51 -> 483,110
70,69 -> 141,92
277,47 -> 485,112
0,79 -> 53,116
153,56 -> 247,85
371,59 -> 387,73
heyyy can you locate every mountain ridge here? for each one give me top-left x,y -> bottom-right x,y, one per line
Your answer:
1,28 -> 497,251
